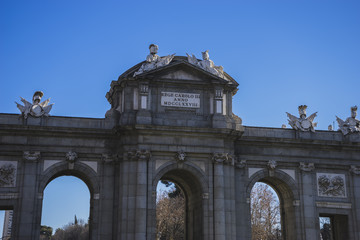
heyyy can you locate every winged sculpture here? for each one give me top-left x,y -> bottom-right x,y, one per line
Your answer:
336,106 -> 360,135
186,50 -> 225,79
134,44 -> 175,77
15,91 -> 53,119
286,105 -> 317,132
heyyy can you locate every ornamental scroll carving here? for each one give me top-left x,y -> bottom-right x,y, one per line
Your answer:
212,153 -> 234,165
350,165 -> 360,175
23,151 -> 41,162
128,150 -> 151,161
317,173 -> 346,198
236,160 -> 247,169
299,162 -> 315,172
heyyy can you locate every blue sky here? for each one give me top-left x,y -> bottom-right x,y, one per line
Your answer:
1,0 -> 360,232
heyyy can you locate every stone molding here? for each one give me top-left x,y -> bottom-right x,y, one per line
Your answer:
128,150 -> 151,161
23,151 -> 41,162
299,162 -> 315,172
316,201 -> 351,209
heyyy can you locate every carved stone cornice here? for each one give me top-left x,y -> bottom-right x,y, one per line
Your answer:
350,165 -> 360,175
299,162 -> 315,172
267,160 -> 277,170
23,151 -> 41,162
175,151 -> 186,162
128,150 -> 151,161
236,160 -> 247,169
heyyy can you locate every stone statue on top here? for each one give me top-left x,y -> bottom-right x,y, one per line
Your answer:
133,44 -> 175,77
15,91 -> 53,119
286,105 -> 317,132
187,50 -> 225,78
336,106 -> 360,135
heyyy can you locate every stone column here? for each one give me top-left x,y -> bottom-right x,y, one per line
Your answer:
299,163 -> 317,239
350,166 -> 360,239
212,153 -> 227,240
134,150 -> 150,240
16,151 -> 41,240
234,160 -> 249,240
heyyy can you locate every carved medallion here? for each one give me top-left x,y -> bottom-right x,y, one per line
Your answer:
317,173 -> 346,198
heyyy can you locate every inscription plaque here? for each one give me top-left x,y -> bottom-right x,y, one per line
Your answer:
161,92 -> 200,108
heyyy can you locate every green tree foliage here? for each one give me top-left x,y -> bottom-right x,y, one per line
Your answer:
157,186 -> 185,240
40,225 -> 53,240
251,182 -> 281,240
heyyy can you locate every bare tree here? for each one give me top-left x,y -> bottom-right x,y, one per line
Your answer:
156,187 -> 185,240
251,182 -> 281,240
51,218 -> 89,240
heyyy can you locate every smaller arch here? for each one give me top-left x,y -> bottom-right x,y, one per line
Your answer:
247,169 -> 299,240
39,161 -> 100,197
246,169 -> 299,200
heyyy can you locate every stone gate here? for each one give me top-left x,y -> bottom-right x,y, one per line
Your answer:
0,46 -> 360,239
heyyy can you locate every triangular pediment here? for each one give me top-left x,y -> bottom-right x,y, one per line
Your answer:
119,56 -> 238,86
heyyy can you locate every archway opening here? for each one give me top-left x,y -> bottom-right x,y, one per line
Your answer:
250,182 -> 281,240
156,180 -> 185,240
41,176 -> 90,239
155,168 -> 204,240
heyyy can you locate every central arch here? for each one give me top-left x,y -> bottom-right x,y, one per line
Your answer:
152,163 -> 208,240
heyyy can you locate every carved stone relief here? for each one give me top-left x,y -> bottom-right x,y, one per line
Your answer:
175,151 -> 186,162
267,160 -> 277,170
65,151 -> 78,169
0,161 -> 17,187
317,173 -> 346,198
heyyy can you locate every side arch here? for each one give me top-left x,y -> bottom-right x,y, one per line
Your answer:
38,161 -> 100,240
246,169 -> 299,240
246,169 -> 299,200
39,161 -> 100,195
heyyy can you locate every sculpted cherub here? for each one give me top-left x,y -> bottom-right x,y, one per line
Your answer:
15,91 -> 53,119
336,106 -> 360,135
286,105 -> 317,132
